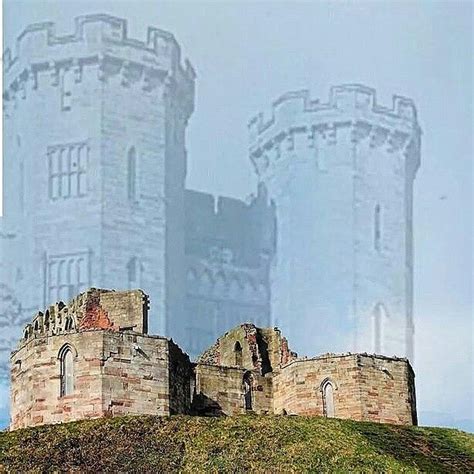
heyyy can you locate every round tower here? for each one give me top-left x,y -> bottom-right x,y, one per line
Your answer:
249,85 -> 420,360
2,15 -> 195,337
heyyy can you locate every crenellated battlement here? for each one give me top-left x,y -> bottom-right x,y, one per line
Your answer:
249,84 -> 419,147
3,14 -> 195,108
248,85 -> 421,177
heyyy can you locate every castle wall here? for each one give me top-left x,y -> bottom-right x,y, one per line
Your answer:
11,331 -> 105,429
100,333 -> 171,417
273,354 -> 416,425
193,364 -> 272,415
183,188 -> 275,358
168,340 -> 193,414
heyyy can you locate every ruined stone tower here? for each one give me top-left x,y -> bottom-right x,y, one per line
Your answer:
2,14 -> 195,339
249,85 -> 421,359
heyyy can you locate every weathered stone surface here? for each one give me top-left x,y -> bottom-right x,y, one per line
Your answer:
10,289 -> 417,430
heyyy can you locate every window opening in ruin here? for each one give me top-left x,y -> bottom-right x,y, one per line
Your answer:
322,380 -> 335,417
234,341 -> 243,367
128,146 -> 138,201
374,203 -> 382,251
243,372 -> 253,410
59,346 -> 74,397
65,317 -> 73,331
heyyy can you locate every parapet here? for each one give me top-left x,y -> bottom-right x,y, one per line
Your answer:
4,14 -> 195,94
249,84 -> 420,144
17,288 -> 150,349
185,187 -> 276,266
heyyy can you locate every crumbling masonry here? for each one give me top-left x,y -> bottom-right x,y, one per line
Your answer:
10,289 -> 417,430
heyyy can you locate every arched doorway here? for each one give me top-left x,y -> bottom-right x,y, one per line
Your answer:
321,378 -> 336,418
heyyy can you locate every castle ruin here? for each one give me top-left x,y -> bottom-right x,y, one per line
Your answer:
10,289 -> 417,430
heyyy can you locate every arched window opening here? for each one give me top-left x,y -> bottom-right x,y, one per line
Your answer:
322,380 -> 335,418
374,203 -> 382,252
243,372 -> 253,410
59,346 -> 75,397
127,146 -> 138,201
373,303 -> 388,354
234,341 -> 243,367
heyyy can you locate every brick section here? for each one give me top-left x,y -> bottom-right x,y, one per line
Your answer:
80,293 -> 114,331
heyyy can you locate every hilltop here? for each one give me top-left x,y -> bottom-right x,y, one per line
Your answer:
0,415 -> 473,472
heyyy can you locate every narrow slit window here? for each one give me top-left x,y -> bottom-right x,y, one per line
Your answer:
374,203 -> 382,251
128,146 -> 138,201
61,69 -> 74,111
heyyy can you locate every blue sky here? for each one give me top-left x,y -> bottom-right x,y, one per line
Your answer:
2,0 -> 472,430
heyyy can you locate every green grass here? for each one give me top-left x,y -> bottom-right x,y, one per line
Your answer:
0,415 -> 473,472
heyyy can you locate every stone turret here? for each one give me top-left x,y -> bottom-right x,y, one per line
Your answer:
249,84 -> 421,360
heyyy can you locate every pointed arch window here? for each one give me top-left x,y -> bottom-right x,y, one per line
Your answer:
59,345 -> 75,397
374,203 -> 382,252
234,341 -> 243,367
321,379 -> 335,418
128,146 -> 138,201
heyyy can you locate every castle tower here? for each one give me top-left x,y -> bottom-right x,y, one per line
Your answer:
1,15 -> 195,345
249,85 -> 421,360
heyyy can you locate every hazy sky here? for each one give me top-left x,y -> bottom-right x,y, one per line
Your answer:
2,0 -> 472,429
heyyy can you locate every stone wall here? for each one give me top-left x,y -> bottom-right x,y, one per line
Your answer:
193,364 -> 272,415
168,340 -> 193,414
273,353 -> 416,425
10,289 -> 193,430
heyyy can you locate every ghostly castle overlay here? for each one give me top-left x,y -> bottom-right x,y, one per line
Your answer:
0,13 -> 275,382
249,85 -> 421,360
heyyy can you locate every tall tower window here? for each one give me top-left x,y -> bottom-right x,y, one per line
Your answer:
321,379 -> 335,417
47,252 -> 89,304
373,303 -> 388,353
48,143 -> 88,200
374,203 -> 382,252
59,345 -> 75,397
61,69 -> 74,111
127,257 -> 142,289
128,146 -> 138,201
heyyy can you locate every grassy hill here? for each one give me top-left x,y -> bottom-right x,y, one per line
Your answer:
1,415 -> 473,472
